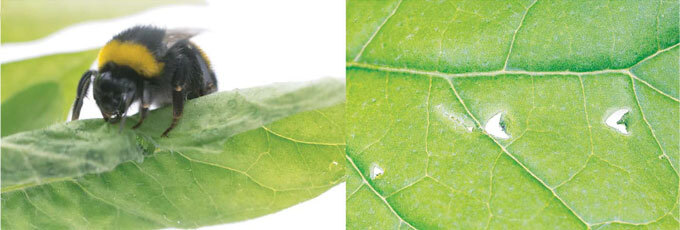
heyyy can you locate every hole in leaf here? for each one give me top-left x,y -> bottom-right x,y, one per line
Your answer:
605,109 -> 630,134
328,161 -> 339,170
485,112 -> 510,139
370,163 -> 384,180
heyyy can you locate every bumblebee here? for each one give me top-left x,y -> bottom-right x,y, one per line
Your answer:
71,25 -> 217,137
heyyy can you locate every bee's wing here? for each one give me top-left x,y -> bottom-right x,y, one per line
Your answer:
163,28 -> 204,48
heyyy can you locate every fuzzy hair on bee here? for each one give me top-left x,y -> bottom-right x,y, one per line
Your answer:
71,25 -> 218,137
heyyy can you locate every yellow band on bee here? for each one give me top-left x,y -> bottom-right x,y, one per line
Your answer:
191,42 -> 212,67
97,40 -> 164,77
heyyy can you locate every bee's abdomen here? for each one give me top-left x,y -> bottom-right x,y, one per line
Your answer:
189,42 -> 218,94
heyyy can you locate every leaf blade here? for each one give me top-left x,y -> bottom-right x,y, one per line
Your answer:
1,79 -> 346,229
347,0 -> 679,229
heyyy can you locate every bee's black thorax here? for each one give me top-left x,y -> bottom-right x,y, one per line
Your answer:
111,26 -> 167,56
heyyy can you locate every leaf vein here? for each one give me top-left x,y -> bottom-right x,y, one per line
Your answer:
424,76 -> 433,175
345,154 -> 418,229
130,161 -> 193,227
553,75 -> 596,188
444,77 -> 591,227
69,180 -> 166,226
503,0 -> 539,70
628,72 -> 679,175
628,71 -> 679,102
348,43 -> 679,83
185,159 -> 223,220
261,126 -> 345,146
352,0 -> 403,62
347,183 -> 364,200
173,151 -> 278,192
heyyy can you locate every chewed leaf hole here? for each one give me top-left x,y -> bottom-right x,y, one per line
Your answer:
370,163 -> 384,180
605,109 -> 630,134
328,161 -> 339,170
484,112 -> 510,139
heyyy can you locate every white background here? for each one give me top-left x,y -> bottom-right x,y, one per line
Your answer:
1,0 -> 346,229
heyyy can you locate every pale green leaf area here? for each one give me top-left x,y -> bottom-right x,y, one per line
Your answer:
2,82 -> 63,137
1,50 -> 100,137
1,79 -> 346,229
347,0 -> 678,229
1,0 -> 204,43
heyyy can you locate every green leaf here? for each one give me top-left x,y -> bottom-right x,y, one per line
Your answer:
1,50 -> 99,136
1,78 -> 346,229
347,0 -> 678,229
1,82 -> 63,137
1,0 -> 203,43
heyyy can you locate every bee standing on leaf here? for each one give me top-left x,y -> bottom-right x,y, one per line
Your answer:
71,25 -> 217,137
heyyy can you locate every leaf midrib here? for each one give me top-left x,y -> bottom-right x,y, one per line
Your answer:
347,43 -> 679,103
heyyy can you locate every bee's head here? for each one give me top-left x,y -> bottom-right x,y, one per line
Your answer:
93,70 -> 137,123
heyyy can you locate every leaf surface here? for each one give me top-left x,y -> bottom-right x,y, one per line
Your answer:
346,0 -> 678,229
1,78 -> 346,229
1,0 -> 203,43
1,50 -> 99,136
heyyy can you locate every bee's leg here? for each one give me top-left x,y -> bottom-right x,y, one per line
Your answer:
161,86 -> 185,137
71,70 -> 96,120
161,52 -> 191,137
132,81 -> 151,129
